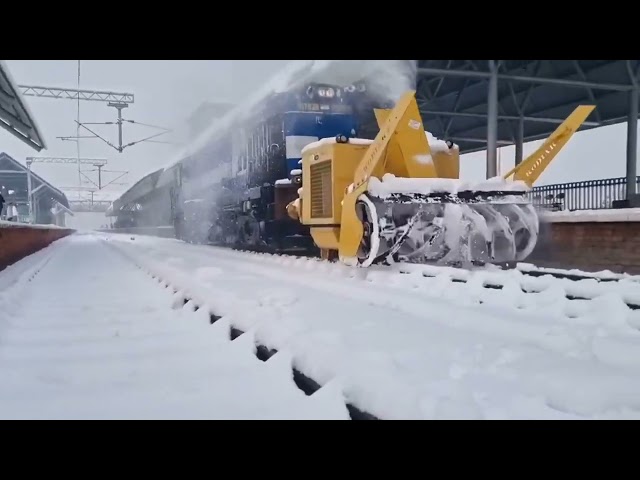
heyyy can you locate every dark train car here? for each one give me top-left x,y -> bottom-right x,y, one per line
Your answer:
172,79 -> 391,253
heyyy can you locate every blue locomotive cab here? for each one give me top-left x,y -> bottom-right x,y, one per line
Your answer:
283,111 -> 356,176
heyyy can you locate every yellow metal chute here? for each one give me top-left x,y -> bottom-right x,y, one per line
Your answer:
503,105 -> 596,187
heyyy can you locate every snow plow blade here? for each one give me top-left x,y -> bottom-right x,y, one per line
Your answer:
357,177 -> 538,267
288,91 -> 594,268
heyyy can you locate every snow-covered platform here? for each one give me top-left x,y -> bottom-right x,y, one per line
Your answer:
2,231 -> 640,419
0,234 -> 346,419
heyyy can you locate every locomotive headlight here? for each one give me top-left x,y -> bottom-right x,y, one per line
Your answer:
317,87 -> 335,98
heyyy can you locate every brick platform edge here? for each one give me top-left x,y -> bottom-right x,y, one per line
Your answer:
0,225 -> 75,272
528,217 -> 640,275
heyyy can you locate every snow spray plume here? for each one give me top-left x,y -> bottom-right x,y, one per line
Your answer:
359,60 -> 418,104
172,60 -> 418,225
286,60 -> 418,105
165,60 -> 418,172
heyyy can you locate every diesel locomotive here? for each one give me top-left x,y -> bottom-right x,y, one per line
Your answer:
168,80 -> 391,253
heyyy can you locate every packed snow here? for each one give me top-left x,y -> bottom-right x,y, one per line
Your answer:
91,232 -> 640,420
0,234 -> 348,419
411,131 -> 459,166
426,131 -> 458,153
299,131 -> 458,159
367,174 -> 531,199
542,208 -> 640,223
300,137 -> 375,155
516,262 -> 634,281
414,154 -> 434,165
3,229 -> 640,419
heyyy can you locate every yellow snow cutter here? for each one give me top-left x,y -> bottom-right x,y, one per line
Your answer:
288,90 -> 594,267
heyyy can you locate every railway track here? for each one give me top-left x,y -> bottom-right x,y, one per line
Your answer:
103,232 -> 640,419
106,228 -> 640,312
183,231 -> 639,285
211,245 -> 640,315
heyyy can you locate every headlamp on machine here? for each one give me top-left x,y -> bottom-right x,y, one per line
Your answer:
317,87 -> 335,98
344,83 -> 367,93
306,84 -> 340,100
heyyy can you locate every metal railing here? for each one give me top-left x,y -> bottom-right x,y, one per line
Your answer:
528,177 -> 640,211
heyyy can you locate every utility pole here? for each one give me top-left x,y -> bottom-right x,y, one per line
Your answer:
25,157 -> 127,189
96,163 -> 103,189
60,186 -> 98,206
108,102 -> 128,152
19,73 -> 136,191
18,82 -> 154,156
18,61 -> 172,203
20,82 -> 171,154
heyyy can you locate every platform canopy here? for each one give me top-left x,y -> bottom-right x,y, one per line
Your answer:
0,152 -> 69,207
416,60 -> 640,153
0,61 -> 46,151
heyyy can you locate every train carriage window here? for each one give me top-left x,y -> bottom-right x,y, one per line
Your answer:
251,132 -> 256,160
268,115 -> 284,150
255,130 -> 259,159
262,122 -> 268,157
257,124 -> 263,158
253,132 -> 258,159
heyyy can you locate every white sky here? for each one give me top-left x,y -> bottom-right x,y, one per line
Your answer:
2,60 -> 638,202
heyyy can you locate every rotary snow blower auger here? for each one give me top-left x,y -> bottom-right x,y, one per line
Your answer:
287,90 -> 595,267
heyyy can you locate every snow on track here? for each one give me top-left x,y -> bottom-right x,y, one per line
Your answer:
0,234 -> 348,420
104,233 -> 640,420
